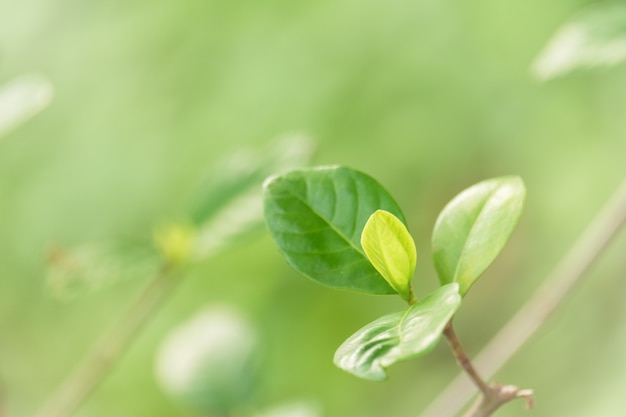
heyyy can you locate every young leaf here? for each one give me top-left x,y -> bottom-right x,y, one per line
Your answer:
432,177 -> 525,296
190,133 -> 314,259
263,166 -> 407,295
361,210 -> 416,302
532,4 -> 626,80
333,283 -> 461,381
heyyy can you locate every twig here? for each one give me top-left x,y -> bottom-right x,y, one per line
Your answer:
442,322 -> 490,395
461,385 -> 533,417
442,322 -> 533,417
420,177 -> 626,417
33,265 -> 180,417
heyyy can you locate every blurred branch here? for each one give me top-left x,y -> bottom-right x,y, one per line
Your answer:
420,177 -> 626,417
33,265 -> 180,417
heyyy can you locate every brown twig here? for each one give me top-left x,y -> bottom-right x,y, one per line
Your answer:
442,322 -> 490,394
461,384 -> 534,417
442,322 -> 533,417
421,177 -> 626,417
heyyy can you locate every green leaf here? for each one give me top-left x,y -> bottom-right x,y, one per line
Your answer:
263,166 -> 406,294
532,4 -> 626,80
0,74 -> 53,138
432,176 -> 526,296
156,306 -> 259,414
190,133 -> 314,259
333,283 -> 461,381
361,210 -> 416,302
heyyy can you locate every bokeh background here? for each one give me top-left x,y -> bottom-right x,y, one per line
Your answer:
2,0 -> 626,416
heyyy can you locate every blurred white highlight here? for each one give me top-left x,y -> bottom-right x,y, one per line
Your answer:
532,5 -> 626,80
155,305 -> 257,395
0,74 -> 53,138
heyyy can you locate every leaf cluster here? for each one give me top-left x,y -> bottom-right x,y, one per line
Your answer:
264,166 -> 526,380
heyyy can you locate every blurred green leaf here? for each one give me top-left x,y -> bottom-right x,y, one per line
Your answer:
263,166 -> 406,295
0,74 -> 53,138
361,210 -> 416,302
191,133 -> 315,259
333,283 -> 461,381
46,240 -> 160,300
432,177 -> 526,296
155,306 -> 259,414
533,4 -> 626,80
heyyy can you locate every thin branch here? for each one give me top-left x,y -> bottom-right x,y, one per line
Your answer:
461,385 -> 533,417
420,177 -> 626,417
443,322 -> 533,417
442,322 -> 490,395
33,265 -> 180,417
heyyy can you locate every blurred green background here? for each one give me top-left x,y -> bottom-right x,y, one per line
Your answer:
2,0 -> 626,416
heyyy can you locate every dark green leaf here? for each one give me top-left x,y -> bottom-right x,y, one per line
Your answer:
190,133 -> 314,259
533,4 -> 626,80
432,177 -> 526,296
333,283 -> 461,381
263,166 -> 406,294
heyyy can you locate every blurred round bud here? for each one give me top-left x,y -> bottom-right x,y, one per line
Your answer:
156,305 -> 259,414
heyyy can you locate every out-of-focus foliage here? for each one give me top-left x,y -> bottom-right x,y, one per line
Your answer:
46,240 -> 159,300
156,306 -> 259,414
252,401 -> 322,417
44,134 -> 314,297
156,306 -> 323,417
533,4 -> 626,80
191,134 -> 314,259
0,74 -> 52,138
2,0 -> 626,416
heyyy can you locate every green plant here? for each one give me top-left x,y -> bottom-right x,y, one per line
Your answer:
263,166 -> 531,417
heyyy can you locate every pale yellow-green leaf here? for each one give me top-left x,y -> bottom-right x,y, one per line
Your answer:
361,210 -> 416,302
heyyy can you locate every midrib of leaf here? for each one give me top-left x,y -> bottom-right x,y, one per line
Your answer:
451,187 -> 498,283
279,180 -> 367,257
391,306 -> 414,355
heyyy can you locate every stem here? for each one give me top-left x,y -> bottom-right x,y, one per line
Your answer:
442,322 -> 532,417
420,177 -> 626,417
33,264 -> 181,417
461,386 -> 533,417
442,322 -> 490,395
408,286 -> 419,305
